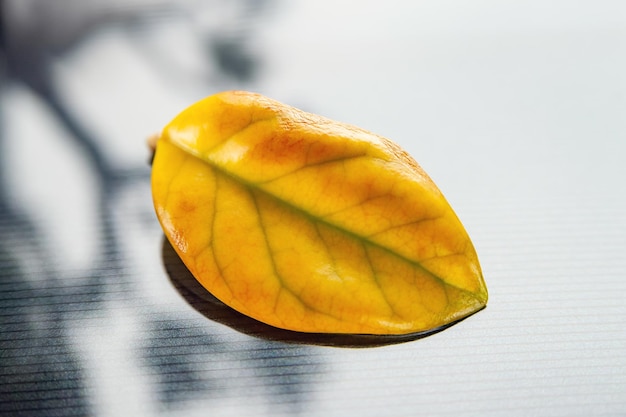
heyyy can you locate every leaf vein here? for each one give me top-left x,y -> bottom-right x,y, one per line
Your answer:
363,244 -> 404,321
164,135 -> 476,298
256,153 -> 368,185
250,189 -> 345,323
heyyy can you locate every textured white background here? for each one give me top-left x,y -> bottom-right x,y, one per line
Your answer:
1,1 -> 625,416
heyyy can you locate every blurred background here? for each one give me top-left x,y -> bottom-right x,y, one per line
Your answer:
1,1 -> 625,416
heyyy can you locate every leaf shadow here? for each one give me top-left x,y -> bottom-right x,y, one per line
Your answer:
161,237 -> 475,348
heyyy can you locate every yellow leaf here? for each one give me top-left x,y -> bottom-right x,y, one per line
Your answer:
151,91 -> 487,335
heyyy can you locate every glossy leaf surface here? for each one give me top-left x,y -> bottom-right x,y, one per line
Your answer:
151,91 -> 487,335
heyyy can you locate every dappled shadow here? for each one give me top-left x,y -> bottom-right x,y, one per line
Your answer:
0,217 -> 91,417
0,0 -> 322,415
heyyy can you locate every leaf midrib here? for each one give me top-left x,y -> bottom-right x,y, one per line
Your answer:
163,136 -> 478,298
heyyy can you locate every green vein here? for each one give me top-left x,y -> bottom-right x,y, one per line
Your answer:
362,243 -> 403,320
209,173 -> 235,301
164,135 -> 479,298
249,189 -> 344,322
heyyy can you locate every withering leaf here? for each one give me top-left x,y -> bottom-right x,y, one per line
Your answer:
151,91 -> 487,335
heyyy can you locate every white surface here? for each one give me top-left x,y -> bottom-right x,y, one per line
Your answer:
2,1 -> 625,416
